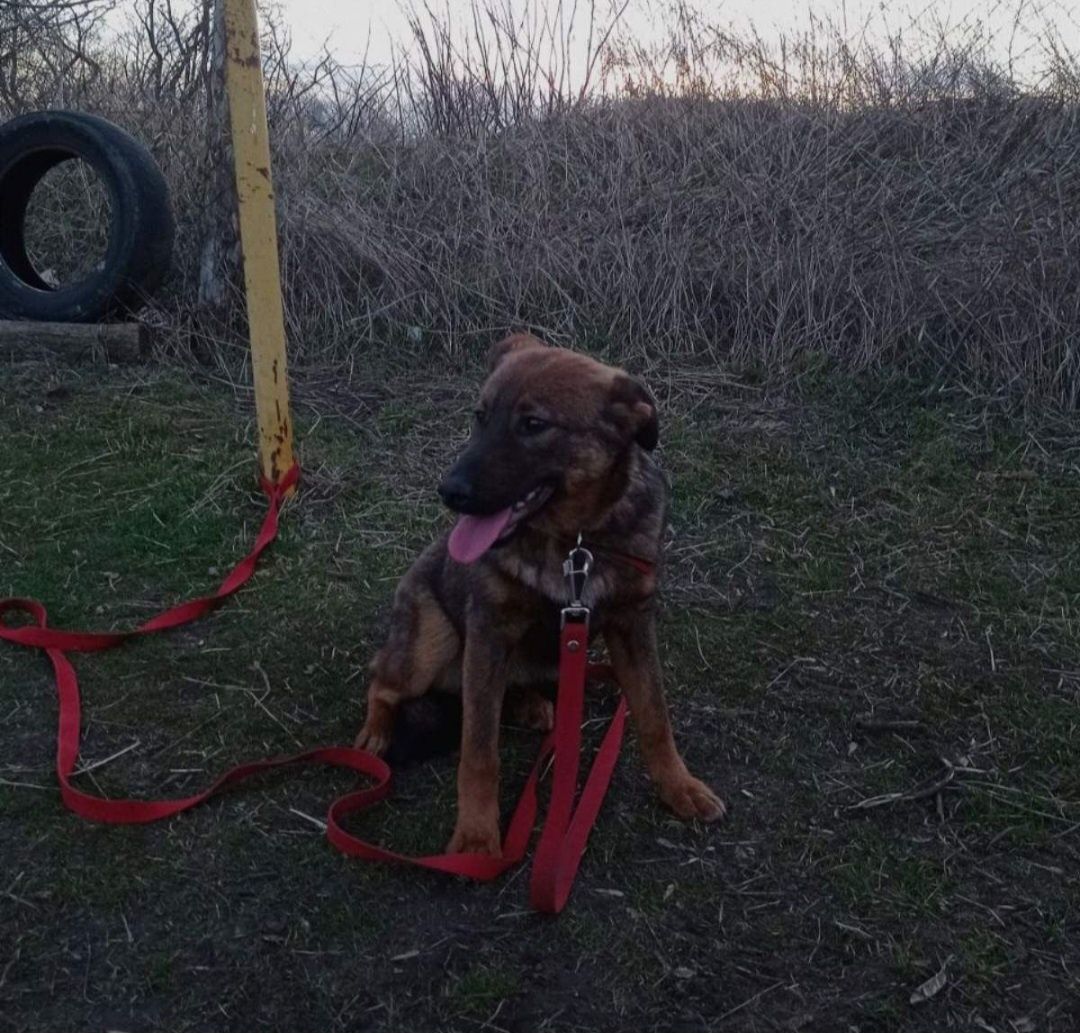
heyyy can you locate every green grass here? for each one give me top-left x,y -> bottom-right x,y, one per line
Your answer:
448,962 -> 521,1016
2,359 -> 1079,1032
829,824 -> 953,919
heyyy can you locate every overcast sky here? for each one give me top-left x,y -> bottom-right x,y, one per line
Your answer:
271,0 -> 1080,77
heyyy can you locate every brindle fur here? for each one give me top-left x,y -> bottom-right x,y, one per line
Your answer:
355,333 -> 725,856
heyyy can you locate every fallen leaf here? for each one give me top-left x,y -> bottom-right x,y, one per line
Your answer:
910,955 -> 952,1004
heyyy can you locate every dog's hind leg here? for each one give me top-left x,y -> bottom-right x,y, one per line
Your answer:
354,592 -> 460,756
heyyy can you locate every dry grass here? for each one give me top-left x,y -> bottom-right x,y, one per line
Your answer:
4,1 -> 1080,405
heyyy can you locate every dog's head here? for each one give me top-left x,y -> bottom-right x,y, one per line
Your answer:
439,333 -> 658,563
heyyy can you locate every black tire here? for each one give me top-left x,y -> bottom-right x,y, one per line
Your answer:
0,110 -> 174,322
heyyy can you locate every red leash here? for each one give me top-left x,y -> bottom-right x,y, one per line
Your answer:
0,465 -> 626,912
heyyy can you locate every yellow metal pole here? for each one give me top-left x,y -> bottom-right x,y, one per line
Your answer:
221,0 -> 295,490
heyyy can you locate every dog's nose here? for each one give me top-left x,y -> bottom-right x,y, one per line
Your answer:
438,472 -> 475,512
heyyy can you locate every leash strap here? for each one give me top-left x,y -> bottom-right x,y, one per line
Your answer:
529,626 -> 628,912
0,464 -> 626,911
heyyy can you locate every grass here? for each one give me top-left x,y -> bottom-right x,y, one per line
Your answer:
448,963 -> 520,1017
1,354 -> 1079,1032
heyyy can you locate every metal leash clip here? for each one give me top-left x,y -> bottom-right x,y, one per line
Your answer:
561,535 -> 593,627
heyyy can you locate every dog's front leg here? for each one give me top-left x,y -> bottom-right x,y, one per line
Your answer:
447,615 -> 513,856
606,608 -> 726,822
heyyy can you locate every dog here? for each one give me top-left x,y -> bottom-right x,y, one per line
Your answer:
355,333 -> 725,855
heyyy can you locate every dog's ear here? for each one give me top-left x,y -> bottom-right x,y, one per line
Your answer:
607,374 -> 659,451
488,333 -> 545,372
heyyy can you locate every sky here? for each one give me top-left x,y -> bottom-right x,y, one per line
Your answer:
271,0 -> 1080,79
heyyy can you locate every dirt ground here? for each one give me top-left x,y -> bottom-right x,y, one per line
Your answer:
1,355 -> 1078,1032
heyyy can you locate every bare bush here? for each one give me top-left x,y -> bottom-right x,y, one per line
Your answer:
0,0 -> 115,109
3,0 -> 1080,405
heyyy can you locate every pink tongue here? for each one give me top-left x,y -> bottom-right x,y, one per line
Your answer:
448,508 -> 513,564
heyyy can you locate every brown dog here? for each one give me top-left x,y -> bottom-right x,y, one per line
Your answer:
355,333 -> 725,855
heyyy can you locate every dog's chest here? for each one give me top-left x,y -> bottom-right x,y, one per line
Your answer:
497,550 -> 617,609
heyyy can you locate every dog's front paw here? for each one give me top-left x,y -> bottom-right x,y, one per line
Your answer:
447,816 -> 503,857
658,774 -> 727,822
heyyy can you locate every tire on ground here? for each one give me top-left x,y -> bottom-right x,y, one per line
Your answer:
0,110 -> 174,322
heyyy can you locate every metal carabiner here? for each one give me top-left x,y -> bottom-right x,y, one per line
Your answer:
561,538 -> 593,626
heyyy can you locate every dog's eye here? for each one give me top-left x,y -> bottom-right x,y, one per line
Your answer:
473,409 -> 489,428
519,416 -> 550,436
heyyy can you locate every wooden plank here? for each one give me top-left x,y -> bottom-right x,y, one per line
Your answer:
0,321 -> 146,363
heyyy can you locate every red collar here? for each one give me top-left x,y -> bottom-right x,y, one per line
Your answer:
578,539 -> 656,577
